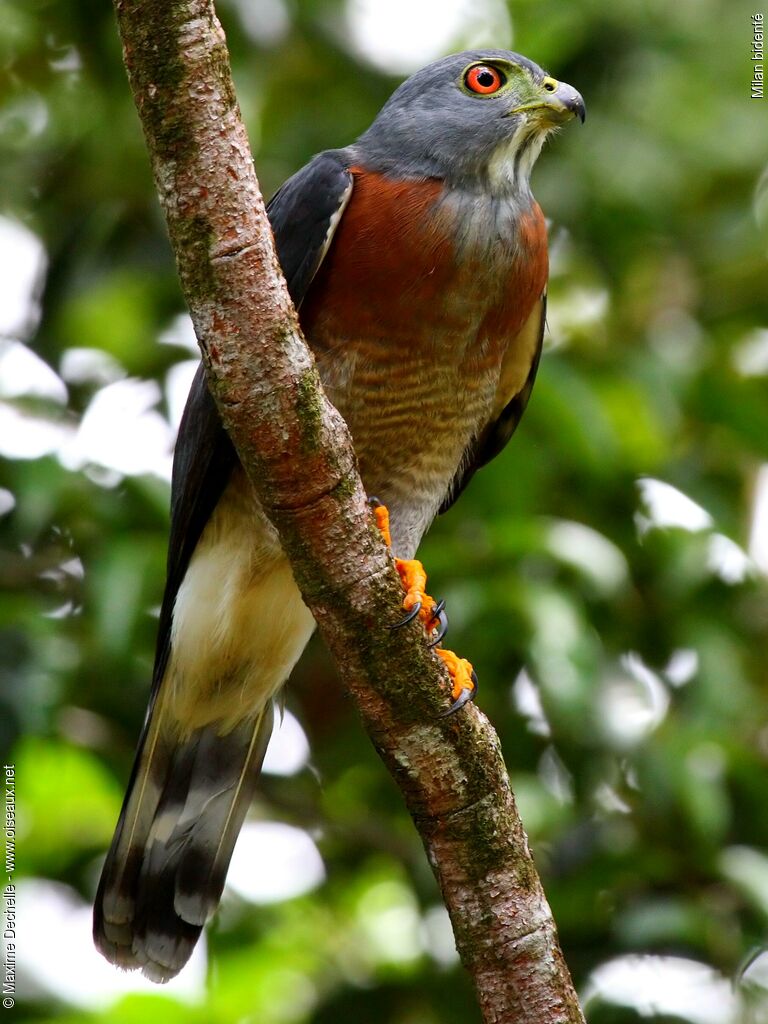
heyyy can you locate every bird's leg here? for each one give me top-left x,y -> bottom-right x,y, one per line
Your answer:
370,498 -> 477,714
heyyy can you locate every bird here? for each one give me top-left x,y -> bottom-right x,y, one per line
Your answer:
93,48 -> 584,982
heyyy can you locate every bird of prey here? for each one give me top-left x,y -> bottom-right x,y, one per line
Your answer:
94,49 -> 584,982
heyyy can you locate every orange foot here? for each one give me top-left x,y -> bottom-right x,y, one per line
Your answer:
371,499 -> 478,715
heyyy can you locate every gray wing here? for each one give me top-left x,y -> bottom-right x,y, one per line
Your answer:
152,151 -> 353,686
94,154 -> 354,978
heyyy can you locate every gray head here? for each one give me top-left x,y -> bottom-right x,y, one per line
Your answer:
352,50 -> 584,196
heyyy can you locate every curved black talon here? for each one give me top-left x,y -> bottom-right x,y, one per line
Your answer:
428,599 -> 445,626
427,603 -> 449,647
390,601 -> 421,630
438,670 -> 479,718
439,686 -> 474,717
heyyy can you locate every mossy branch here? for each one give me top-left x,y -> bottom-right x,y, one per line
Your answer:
111,1 -> 585,1020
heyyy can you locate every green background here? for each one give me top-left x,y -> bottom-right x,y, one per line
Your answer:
2,0 -> 767,1020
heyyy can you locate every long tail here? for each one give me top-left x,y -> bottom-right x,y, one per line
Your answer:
93,691 -> 274,983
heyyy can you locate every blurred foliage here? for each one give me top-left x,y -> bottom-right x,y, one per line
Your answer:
2,0 -> 768,1021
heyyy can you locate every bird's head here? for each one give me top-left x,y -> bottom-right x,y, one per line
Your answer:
355,50 -> 585,195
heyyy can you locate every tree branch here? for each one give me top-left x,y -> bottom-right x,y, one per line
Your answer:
112,2 -> 585,1020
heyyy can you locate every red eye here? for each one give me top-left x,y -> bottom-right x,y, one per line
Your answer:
465,65 -> 504,94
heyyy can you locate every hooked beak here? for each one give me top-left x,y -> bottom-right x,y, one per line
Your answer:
508,77 -> 586,126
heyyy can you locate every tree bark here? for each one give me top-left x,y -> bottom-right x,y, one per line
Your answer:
111,2 -> 586,1020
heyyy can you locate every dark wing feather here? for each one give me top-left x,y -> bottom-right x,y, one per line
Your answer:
152,151 -> 354,686
267,150 -> 354,305
439,294 -> 546,514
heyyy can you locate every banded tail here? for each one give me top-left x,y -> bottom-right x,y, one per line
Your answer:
94,692 -> 274,982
